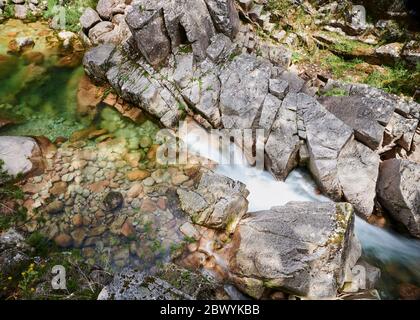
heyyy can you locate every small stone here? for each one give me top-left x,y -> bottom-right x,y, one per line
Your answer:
127,170 -> 150,181
103,192 -> 123,211
172,174 -> 189,186
139,136 -> 152,148
72,214 -> 83,227
54,233 -> 73,248
71,228 -> 87,248
45,200 -> 65,215
143,177 -> 155,187
179,222 -> 200,240
157,197 -> 167,210
140,198 -> 157,213
127,183 -> 143,198
121,221 -> 135,238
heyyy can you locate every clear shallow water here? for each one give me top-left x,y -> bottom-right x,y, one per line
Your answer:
184,121 -> 420,299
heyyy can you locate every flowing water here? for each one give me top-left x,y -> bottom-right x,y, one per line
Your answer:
1,20 -> 419,299
183,122 -> 420,299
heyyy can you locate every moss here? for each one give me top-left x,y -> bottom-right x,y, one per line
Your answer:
322,87 -> 349,97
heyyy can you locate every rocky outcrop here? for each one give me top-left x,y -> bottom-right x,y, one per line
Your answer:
377,159 -> 420,238
98,268 -> 193,300
0,136 -> 43,181
229,202 -> 361,299
318,96 -> 396,150
177,171 -> 249,233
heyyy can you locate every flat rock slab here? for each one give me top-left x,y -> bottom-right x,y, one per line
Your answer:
230,202 -> 361,299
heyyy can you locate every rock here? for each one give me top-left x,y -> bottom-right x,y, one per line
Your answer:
125,4 -> 171,67
103,192 -> 124,211
71,228 -> 87,248
268,79 -> 289,100
219,53 -> 272,129
14,4 -> 27,19
80,7 -> 102,30
264,93 -> 300,180
297,93 -> 353,200
127,183 -> 143,198
399,283 -> 420,300
72,214 -> 83,227
8,37 -> 34,54
22,51 -> 44,65
97,0 -> 117,20
83,44 -> 116,84
45,200 -> 65,215
385,111 -> 419,151
355,260 -> 381,290
337,139 -> 380,220
179,222 -> 200,240
171,174 -> 189,186
127,169 -> 150,181
204,0 -> 240,38
318,96 -> 396,150
177,171 -> 249,233
77,75 -> 103,116
0,136 -> 43,180
98,268 -> 193,300
88,21 -> 115,45
375,43 -> 403,65
0,229 -> 31,278
121,221 -> 135,238
401,40 -> 419,68
54,233 -> 73,248
377,159 -> 420,238
230,202 -> 360,299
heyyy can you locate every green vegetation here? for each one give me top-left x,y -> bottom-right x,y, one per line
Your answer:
43,0 -> 99,32
322,87 -> 349,97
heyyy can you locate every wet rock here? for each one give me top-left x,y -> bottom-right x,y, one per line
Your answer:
71,228 -> 87,248
399,283 -> 420,300
127,169 -> 150,181
177,171 -> 249,233
377,159 -> 420,238
230,202 -> 360,299
0,136 -> 43,181
98,268 -> 193,300
45,200 -> 65,215
103,192 -> 124,211
121,221 -> 135,238
72,214 -> 83,227
127,183 -> 143,198
8,36 -> 34,54
54,233 -> 73,248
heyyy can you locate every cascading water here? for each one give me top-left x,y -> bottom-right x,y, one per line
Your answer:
183,120 -> 420,299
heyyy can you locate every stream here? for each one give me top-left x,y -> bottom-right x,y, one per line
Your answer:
1,19 -> 419,300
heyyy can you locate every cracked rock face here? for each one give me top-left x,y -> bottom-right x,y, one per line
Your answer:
377,159 -> 420,238
229,202 -> 361,299
177,171 -> 249,233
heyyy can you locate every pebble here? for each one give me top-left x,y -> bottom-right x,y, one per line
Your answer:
143,177 -> 155,187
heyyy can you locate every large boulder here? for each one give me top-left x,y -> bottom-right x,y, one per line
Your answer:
318,96 -> 396,150
298,94 -> 380,219
204,0 -> 240,38
377,159 -> 420,238
337,139 -> 380,220
264,93 -> 300,180
0,136 -> 43,181
177,171 -> 249,233
219,53 -> 272,129
229,202 -> 361,299
297,93 -> 353,200
125,4 -> 172,67
83,44 -> 116,84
